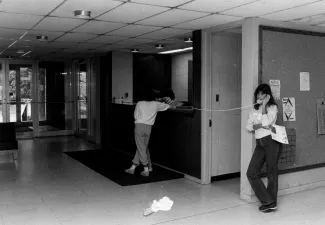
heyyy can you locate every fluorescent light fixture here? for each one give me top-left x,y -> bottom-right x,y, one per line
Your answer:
8,40 -> 18,48
159,47 -> 193,54
21,51 -> 31,57
17,50 -> 25,54
131,48 -> 139,53
155,44 -> 164,49
74,10 -> 91,18
36,36 -> 48,41
184,37 -> 193,43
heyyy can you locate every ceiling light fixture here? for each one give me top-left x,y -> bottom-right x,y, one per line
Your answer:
131,48 -> 139,53
155,44 -> 164,49
36,36 -> 48,41
8,40 -> 18,48
184,37 -> 193,43
74,10 -> 91,19
17,50 -> 25,54
159,47 -> 193,54
21,51 -> 32,57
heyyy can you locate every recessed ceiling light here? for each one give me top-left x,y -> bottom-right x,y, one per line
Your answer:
155,44 -> 164,49
131,49 -> 139,53
36,36 -> 48,41
159,47 -> 193,54
17,50 -> 25,54
184,37 -> 193,43
74,10 -> 91,19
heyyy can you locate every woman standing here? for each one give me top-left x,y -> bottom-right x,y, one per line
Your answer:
246,83 -> 280,213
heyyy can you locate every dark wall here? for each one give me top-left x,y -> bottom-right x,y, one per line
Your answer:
39,61 -> 65,129
100,53 -> 112,149
133,53 -> 172,102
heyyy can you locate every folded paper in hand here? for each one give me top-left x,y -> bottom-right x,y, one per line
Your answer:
271,125 -> 289,144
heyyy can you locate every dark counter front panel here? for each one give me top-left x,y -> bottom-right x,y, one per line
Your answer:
106,103 -> 201,179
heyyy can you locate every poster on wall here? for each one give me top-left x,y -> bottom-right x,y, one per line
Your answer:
269,80 -> 280,100
300,72 -> 310,91
316,98 -> 325,135
282,97 -> 296,121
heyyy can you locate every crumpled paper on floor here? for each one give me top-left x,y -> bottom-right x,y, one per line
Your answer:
143,196 -> 174,216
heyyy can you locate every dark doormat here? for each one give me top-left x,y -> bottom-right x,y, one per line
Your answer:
64,149 -> 184,186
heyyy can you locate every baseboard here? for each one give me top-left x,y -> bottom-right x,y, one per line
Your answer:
248,180 -> 325,203
211,172 -> 240,182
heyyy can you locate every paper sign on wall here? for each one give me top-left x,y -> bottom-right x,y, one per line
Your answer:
300,72 -> 310,91
316,98 -> 325,135
282,97 -> 296,121
269,80 -> 280,100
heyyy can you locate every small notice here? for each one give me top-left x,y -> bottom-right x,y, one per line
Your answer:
282,97 -> 296,121
271,125 -> 289,144
269,80 -> 280,100
300,72 -> 310,91
317,98 -> 325,135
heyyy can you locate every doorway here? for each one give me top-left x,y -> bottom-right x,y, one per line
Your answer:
210,28 -> 242,178
75,59 -> 97,142
0,60 -> 36,138
0,59 -> 74,138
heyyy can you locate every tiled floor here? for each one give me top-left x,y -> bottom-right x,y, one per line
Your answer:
0,136 -> 325,225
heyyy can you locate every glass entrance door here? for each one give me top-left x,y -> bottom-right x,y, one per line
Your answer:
75,59 -> 96,142
0,61 -> 5,123
0,60 -> 36,138
76,60 -> 89,134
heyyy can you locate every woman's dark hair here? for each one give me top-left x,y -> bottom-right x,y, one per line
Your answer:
164,88 -> 175,100
253,83 -> 277,110
142,88 -> 156,101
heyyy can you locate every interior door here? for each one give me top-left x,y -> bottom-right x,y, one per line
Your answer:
211,31 -> 242,176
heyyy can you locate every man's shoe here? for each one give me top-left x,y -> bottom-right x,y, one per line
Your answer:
259,202 -> 277,212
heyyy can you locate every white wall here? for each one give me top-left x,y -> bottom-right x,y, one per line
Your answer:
112,51 -> 133,103
171,52 -> 192,102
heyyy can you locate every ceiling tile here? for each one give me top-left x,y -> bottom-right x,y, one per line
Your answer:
179,0 -> 257,13
0,0 -> 64,15
222,0 -> 319,17
172,14 -> 242,30
92,44 -> 128,52
292,14 -> 325,25
0,12 -> 43,29
97,3 -> 169,23
46,42 -> 78,48
115,38 -> 155,45
0,28 -> 27,40
55,33 -> 98,42
137,9 -> 209,26
50,0 -> 123,18
33,17 -> 86,32
129,0 -> 192,7
108,25 -> 162,37
86,35 -> 128,44
21,30 -> 65,42
74,43 -> 105,49
261,1 -> 325,21
72,21 -> 125,34
0,39 -> 12,48
138,28 -> 191,39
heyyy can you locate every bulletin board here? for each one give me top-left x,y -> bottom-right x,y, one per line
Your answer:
260,26 -> 325,171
